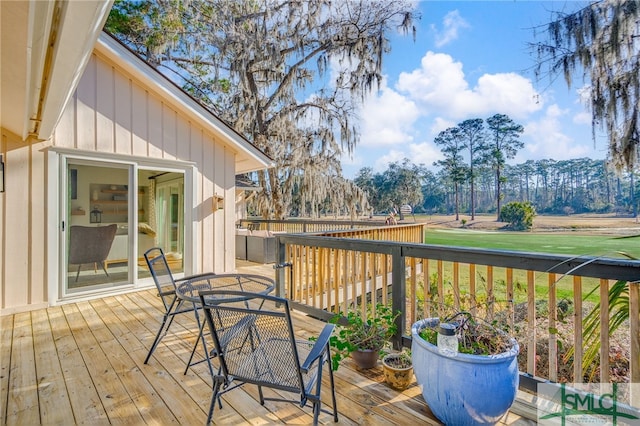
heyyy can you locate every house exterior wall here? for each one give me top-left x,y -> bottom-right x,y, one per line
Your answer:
1,51 -> 237,315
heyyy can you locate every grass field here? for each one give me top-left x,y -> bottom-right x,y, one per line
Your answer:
414,217 -> 639,305
420,259 -> 602,304
424,228 -> 640,259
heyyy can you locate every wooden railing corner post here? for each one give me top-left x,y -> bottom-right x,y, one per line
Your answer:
274,237 -> 287,298
391,246 -> 406,351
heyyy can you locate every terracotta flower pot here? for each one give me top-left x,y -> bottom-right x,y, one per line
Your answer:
382,353 -> 414,390
350,349 -> 379,369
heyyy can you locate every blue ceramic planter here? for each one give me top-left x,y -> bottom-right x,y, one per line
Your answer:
411,318 -> 520,426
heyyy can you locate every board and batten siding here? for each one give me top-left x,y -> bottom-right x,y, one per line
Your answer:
1,52 -> 237,314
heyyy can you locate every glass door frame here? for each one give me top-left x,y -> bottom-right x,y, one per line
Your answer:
48,148 -> 196,304
60,156 -> 137,299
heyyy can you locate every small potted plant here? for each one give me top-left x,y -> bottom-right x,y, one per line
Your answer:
382,350 -> 413,390
412,312 -> 519,425
328,303 -> 398,370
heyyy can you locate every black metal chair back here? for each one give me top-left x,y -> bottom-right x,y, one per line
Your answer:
199,290 -> 338,425
143,247 -> 210,370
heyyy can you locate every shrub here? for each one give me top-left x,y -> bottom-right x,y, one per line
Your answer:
500,201 -> 536,230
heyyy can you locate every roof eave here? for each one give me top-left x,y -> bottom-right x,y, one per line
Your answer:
95,33 -> 273,173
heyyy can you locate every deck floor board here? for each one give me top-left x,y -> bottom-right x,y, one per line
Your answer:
1,275 -> 535,425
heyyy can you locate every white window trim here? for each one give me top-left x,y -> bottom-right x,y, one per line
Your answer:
47,148 -> 198,305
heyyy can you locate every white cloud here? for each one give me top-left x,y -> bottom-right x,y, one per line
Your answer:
351,142 -> 443,176
573,111 -> 591,125
346,51 -> 598,179
396,52 -> 542,120
359,80 -> 420,147
429,117 -> 457,137
517,104 -> 592,162
431,10 -> 470,47
408,142 -> 444,167
375,149 -> 408,172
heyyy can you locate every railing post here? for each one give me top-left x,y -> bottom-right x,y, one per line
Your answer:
274,236 -> 288,299
391,246 -> 405,350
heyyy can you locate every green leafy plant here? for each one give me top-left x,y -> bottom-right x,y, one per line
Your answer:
565,274 -> 635,379
418,312 -> 516,356
328,303 -> 399,370
556,247 -> 637,381
383,350 -> 412,369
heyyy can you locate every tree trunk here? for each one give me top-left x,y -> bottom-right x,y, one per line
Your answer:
455,182 -> 460,221
496,168 -> 502,221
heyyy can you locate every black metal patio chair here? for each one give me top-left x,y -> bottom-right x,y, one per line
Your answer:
143,247 -> 213,375
199,290 -> 338,425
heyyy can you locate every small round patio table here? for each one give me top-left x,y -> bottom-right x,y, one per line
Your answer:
176,273 -> 274,376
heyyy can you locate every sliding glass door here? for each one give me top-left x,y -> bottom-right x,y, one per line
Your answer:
60,154 -> 189,298
137,170 -> 185,279
65,160 -> 132,292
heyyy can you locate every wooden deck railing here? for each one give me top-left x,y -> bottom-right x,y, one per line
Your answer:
238,218 -> 386,233
273,232 -> 640,406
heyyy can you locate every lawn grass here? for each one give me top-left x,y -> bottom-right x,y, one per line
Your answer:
417,260 -> 601,305
418,228 -> 639,305
425,228 -> 640,259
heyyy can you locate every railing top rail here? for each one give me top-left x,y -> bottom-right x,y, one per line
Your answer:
239,218 -> 382,226
276,234 -> 640,282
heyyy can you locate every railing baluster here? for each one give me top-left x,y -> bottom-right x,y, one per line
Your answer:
599,278 -> 610,384
548,273 -> 558,382
573,275 -> 583,383
410,257 -> 417,324
332,249 -> 339,312
629,281 -> 639,408
424,258 -> 430,318
360,251 -> 366,314
506,268 -> 514,332
340,249 -> 347,314
350,250 -> 356,310
469,263 -> 476,316
383,253 -> 389,306
369,251 -> 376,303
319,247 -> 326,309
437,260 -> 444,317
453,261 -> 460,311
487,265 -> 494,318
527,270 -> 536,376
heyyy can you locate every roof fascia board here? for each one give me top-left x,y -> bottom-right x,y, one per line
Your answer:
24,0 -> 56,140
37,1 -> 114,140
95,33 -> 273,171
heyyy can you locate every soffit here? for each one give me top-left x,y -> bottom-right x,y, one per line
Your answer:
0,1 -> 113,141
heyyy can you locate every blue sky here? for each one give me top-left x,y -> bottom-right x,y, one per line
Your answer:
341,0 -> 606,178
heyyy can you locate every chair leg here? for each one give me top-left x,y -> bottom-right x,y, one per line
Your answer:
207,377 -> 224,424
258,385 -> 265,405
183,308 -> 215,377
184,323 -> 202,374
312,401 -> 321,426
311,355 -> 324,426
326,348 -> 339,422
75,264 -> 82,282
99,261 -> 110,277
144,313 -> 171,364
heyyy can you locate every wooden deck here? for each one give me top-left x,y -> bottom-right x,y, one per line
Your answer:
1,263 -> 535,425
